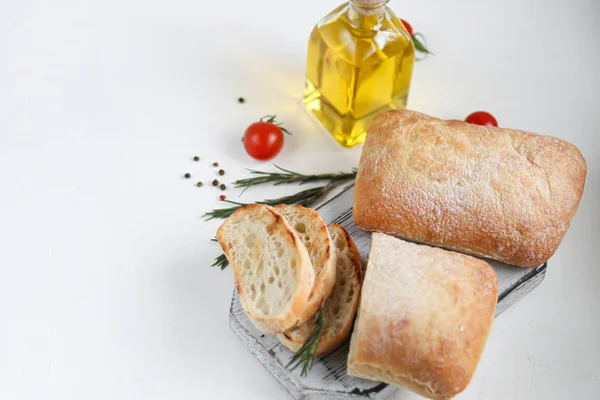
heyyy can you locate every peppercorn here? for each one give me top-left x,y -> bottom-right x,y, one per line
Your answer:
196,181 -> 203,187
238,97 -> 245,104
184,173 -> 191,179
212,179 -> 219,186
213,162 -> 219,167
193,156 -> 199,161
220,184 -> 226,190
219,195 -> 226,201
218,169 -> 225,176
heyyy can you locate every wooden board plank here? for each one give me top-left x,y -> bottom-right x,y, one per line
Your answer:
228,185 -> 547,399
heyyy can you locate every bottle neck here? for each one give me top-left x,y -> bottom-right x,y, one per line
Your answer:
348,0 -> 387,29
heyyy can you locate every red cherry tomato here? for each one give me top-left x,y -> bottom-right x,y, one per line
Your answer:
243,121 -> 284,161
465,111 -> 498,127
400,19 -> 413,37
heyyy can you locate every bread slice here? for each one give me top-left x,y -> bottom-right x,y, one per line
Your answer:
278,224 -> 362,356
348,233 -> 497,399
217,204 -> 315,334
274,205 -> 337,327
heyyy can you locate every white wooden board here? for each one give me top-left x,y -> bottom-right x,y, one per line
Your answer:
229,185 -> 547,399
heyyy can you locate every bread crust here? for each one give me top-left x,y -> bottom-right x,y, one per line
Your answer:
274,205 -> 337,327
278,224 -> 362,356
353,109 -> 587,267
347,233 -> 497,399
216,204 -> 315,334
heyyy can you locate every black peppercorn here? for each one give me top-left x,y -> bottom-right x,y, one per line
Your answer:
184,173 -> 191,179
220,184 -> 226,190
218,169 -> 225,176
238,97 -> 245,104
193,156 -> 199,161
212,179 -> 219,186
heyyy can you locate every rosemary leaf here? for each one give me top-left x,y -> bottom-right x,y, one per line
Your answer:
202,204 -> 243,221
211,238 -> 229,269
211,254 -> 228,270
287,307 -> 325,376
213,254 -> 229,269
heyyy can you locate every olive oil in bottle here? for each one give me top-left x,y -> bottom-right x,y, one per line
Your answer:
304,0 -> 415,147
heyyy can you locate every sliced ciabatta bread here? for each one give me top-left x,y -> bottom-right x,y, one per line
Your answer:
274,205 -> 337,327
279,224 -> 362,356
217,204 -> 315,334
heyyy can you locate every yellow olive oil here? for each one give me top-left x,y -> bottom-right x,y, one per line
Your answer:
304,1 -> 415,147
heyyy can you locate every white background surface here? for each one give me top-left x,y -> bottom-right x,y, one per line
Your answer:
1,0 -> 599,399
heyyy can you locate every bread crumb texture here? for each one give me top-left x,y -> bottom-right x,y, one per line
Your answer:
217,204 -> 314,334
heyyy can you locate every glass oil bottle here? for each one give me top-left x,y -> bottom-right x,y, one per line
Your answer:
303,0 -> 415,147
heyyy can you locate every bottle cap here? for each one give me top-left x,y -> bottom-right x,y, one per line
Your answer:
352,0 -> 387,4
350,0 -> 387,15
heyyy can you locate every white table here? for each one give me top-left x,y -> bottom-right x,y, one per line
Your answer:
1,0 -> 598,399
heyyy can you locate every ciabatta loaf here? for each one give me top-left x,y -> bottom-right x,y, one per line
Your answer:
274,205 -> 337,326
279,224 -> 362,356
217,204 -> 315,334
348,233 -> 497,399
354,109 -> 586,267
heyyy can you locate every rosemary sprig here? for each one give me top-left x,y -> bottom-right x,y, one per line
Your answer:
287,307 -> 325,376
206,166 -> 357,269
202,183 -> 340,221
234,165 -> 357,189
206,183 -> 344,268
212,254 -> 228,270
261,115 -> 292,135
